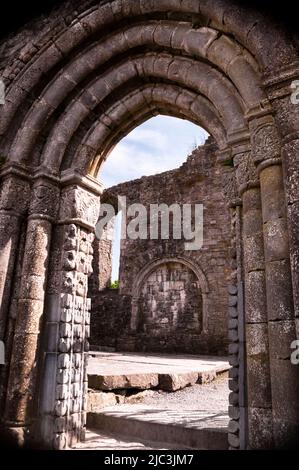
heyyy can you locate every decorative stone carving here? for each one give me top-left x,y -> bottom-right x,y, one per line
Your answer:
0,174 -> 31,214
29,181 -> 60,219
60,186 -> 100,227
227,282 -> 246,451
39,192 -> 95,449
221,169 -> 238,207
252,124 -> 281,165
234,152 -> 258,194
51,222 -> 93,450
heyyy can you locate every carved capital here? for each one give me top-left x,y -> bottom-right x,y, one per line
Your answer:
0,174 -> 31,215
221,169 -> 241,208
234,151 -> 259,195
251,124 -> 281,166
29,180 -> 60,220
59,186 -> 100,228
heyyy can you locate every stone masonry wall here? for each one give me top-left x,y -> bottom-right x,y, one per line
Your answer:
138,262 -> 202,335
91,139 -> 232,355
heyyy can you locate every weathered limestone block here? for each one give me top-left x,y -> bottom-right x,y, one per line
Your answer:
260,165 -> 287,222
243,233 -> 265,272
198,371 -> 217,384
268,321 -> 297,360
288,201 -> 299,318
158,372 -> 198,392
264,219 -> 290,263
266,260 -> 294,321
245,271 -> 267,323
282,139 -> 299,205
270,358 -> 299,447
248,408 -> 274,449
88,374 -> 159,391
246,324 -> 272,408
87,391 -> 118,412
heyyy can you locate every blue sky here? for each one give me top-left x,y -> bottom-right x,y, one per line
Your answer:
100,115 -> 209,188
99,115 -> 209,282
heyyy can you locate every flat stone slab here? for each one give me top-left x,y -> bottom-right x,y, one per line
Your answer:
89,373 -> 159,391
88,352 -> 229,391
88,405 -> 229,450
74,429 -> 187,450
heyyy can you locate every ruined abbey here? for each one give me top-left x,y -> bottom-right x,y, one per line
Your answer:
0,0 -> 298,451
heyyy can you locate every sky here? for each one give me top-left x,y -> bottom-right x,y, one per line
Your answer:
98,115 -> 209,282
100,115 -> 209,188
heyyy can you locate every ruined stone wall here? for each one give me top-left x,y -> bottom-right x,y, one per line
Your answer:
138,262 -> 202,335
91,140 -> 232,355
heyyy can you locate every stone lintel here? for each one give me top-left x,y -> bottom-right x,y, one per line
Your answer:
60,169 -> 104,197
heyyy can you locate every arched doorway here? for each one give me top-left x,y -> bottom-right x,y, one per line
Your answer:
131,257 -> 208,332
0,0 -> 298,450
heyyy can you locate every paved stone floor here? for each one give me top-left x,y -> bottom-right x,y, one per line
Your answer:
90,405 -> 229,430
80,355 -> 230,450
88,352 -> 229,375
86,404 -> 229,450
75,430 -> 183,450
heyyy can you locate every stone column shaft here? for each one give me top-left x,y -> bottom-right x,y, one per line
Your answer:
0,172 -> 31,340
3,217 -> 52,426
259,161 -> 299,447
242,186 -> 273,448
2,178 -> 60,445
0,170 -> 31,421
282,138 -> 299,338
233,146 -> 273,449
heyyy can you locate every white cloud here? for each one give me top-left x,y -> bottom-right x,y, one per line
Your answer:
100,116 -> 209,188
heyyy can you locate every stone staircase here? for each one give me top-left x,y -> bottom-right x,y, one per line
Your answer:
87,406 -> 229,450
85,353 -> 230,450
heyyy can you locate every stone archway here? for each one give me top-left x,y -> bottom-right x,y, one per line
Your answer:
0,0 -> 298,450
131,256 -> 209,334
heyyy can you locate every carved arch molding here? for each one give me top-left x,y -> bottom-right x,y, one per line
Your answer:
0,0 -> 298,450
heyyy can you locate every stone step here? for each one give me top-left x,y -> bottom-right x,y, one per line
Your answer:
88,405 -> 229,450
88,353 -> 230,392
75,429 -> 189,450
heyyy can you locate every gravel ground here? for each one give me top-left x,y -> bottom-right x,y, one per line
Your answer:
141,372 -> 229,411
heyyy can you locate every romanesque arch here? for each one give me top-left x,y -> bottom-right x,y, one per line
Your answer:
130,256 -> 209,333
0,0 -> 298,450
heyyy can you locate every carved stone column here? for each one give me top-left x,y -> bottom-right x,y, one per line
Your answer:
283,137 -> 299,331
3,175 -> 59,444
38,172 -> 101,449
251,118 -> 299,447
234,145 -> 273,449
264,67 -> 299,332
0,166 -> 31,340
0,165 -> 31,421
